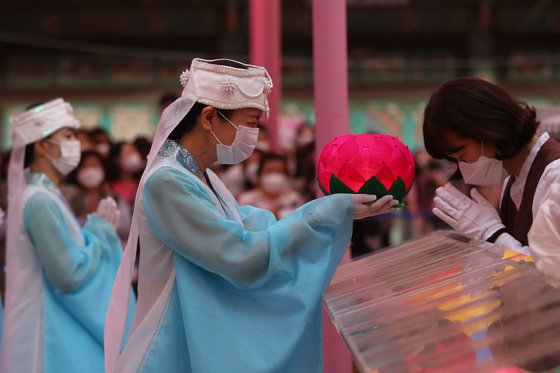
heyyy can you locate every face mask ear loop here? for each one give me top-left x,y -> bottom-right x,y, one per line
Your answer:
216,110 -> 239,130
210,130 -> 223,145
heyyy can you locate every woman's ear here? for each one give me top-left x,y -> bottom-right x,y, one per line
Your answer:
33,139 -> 49,157
200,106 -> 217,131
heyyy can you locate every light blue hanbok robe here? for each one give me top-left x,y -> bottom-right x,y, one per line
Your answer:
116,140 -> 354,373
1,173 -> 132,373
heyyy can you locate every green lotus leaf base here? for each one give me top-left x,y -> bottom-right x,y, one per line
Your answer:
318,174 -> 413,208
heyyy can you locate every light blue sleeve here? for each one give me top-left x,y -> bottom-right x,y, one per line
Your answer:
143,166 -> 355,290
24,192 -> 121,293
235,202 -> 277,231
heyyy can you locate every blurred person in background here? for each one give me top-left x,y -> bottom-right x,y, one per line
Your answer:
221,148 -> 264,197
65,150 -> 113,222
293,122 -> 316,200
1,98 -> 130,373
406,150 -> 448,236
159,92 -> 180,114
294,140 -> 316,202
107,141 -> 144,205
238,152 -> 304,219
423,77 -> 560,254
350,216 -> 391,259
133,136 -> 152,164
106,142 -> 143,242
295,122 -> 315,151
74,128 -> 94,151
89,127 -> 112,158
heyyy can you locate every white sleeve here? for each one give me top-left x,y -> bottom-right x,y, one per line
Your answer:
528,184 -> 560,288
532,159 -> 560,218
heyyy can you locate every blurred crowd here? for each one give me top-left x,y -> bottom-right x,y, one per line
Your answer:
0,94 -> 459,293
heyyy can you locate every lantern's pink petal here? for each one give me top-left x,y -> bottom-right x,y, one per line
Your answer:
317,133 -> 415,194
337,159 -> 366,192
370,135 -> 393,155
337,135 -> 360,166
402,163 -> 416,190
317,164 -> 331,193
375,162 -> 397,190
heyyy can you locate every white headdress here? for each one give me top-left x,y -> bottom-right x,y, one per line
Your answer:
1,98 -> 80,371
10,98 -> 80,146
104,58 -> 273,373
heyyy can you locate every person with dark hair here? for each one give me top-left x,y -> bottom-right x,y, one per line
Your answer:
158,92 -> 180,114
1,98 -> 131,373
423,77 -> 560,254
238,152 -> 304,219
65,150 -> 112,221
104,58 -> 398,373
107,141 -> 143,205
133,136 -> 151,162
89,127 -> 112,157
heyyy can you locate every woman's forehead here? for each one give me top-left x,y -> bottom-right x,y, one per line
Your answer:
234,108 -> 262,119
442,130 -> 479,155
53,127 -> 76,136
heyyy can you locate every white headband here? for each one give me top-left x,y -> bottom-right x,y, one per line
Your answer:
10,98 -> 80,146
180,58 -> 272,114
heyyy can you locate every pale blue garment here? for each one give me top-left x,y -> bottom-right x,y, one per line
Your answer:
23,172 -> 133,373
137,140 -> 354,373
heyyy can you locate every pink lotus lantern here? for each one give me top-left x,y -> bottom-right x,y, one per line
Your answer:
317,134 -> 415,205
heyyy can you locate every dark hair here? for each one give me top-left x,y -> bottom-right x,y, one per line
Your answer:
159,93 -> 180,108
133,136 -> 152,160
106,142 -> 142,182
167,102 -> 206,141
423,77 -> 539,161
167,103 -> 235,141
89,127 -> 110,140
257,152 -> 289,176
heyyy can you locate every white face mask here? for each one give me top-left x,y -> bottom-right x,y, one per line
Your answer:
121,152 -> 144,173
297,131 -> 314,148
458,142 -> 508,187
212,111 -> 259,165
96,143 -> 110,157
46,139 -> 81,176
260,173 -> 288,194
78,167 -> 105,189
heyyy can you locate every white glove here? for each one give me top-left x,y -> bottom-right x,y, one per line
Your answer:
433,183 -> 505,241
96,197 -> 121,229
353,194 -> 398,220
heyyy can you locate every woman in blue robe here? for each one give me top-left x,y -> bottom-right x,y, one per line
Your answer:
1,98 -> 132,373
105,58 -> 397,373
